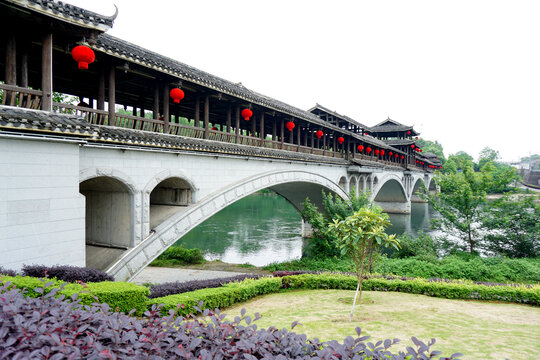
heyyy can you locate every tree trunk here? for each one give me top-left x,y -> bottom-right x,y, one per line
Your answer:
349,243 -> 366,322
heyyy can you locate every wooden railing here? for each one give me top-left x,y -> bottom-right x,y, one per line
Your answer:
0,84 -> 43,109
53,102 -> 109,125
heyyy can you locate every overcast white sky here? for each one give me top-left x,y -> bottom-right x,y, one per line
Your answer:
66,0 -> 539,162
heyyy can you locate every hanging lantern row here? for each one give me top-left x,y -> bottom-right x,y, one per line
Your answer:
286,121 -> 295,131
337,137 -> 345,145
71,45 -> 95,70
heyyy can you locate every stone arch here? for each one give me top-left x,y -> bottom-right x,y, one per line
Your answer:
410,178 -> 426,202
338,176 -> 348,193
428,178 -> 437,192
79,171 -> 136,271
107,170 -> 348,281
80,167 -> 137,194
143,170 -> 198,231
348,175 -> 358,196
372,175 -> 410,214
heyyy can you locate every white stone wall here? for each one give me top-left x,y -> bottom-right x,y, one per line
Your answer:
0,137 -> 85,271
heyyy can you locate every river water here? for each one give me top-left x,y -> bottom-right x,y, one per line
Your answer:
175,192 -> 439,266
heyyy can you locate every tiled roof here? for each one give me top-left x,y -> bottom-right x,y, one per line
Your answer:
5,0 -> 116,31
383,139 -> 415,146
308,104 -> 371,130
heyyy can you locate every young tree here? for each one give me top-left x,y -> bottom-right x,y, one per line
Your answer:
302,189 -> 370,258
482,195 -> 540,258
421,166 -> 486,253
478,146 -> 500,169
328,206 -> 399,321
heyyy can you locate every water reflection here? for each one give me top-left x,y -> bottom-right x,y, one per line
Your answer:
175,193 -> 303,266
176,194 -> 439,266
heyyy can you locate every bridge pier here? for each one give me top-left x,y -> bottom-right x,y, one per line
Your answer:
374,200 -> 412,214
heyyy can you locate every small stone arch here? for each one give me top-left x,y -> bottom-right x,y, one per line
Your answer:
372,175 -> 409,214
338,176 -> 348,193
348,175 -> 358,196
80,167 -> 138,194
411,178 -> 426,202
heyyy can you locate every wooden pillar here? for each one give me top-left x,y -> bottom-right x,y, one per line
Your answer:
303,128 -> 308,146
296,124 -> 301,151
20,42 -> 28,88
6,36 -> 17,86
194,96 -> 200,128
235,105 -> 240,142
139,97 -> 145,118
163,83 -> 170,133
107,66 -> 116,125
251,112 -> 256,137
280,119 -> 284,147
203,95 -> 209,139
97,66 -> 105,110
310,130 -> 314,153
345,138 -> 350,160
332,134 -> 337,156
322,133 -> 326,155
41,33 -> 53,111
259,111 -> 265,145
272,120 -> 276,141
153,84 -> 159,120
226,106 -> 232,133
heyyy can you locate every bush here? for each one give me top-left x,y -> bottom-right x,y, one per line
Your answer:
22,264 -> 114,282
0,275 -> 149,315
148,277 -> 283,316
392,232 -> 438,260
0,282 -> 460,359
0,266 -> 17,277
149,273 -> 262,298
150,245 -> 205,266
281,273 -> 540,305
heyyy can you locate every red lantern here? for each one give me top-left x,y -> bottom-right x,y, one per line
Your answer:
337,137 -> 345,145
211,126 -> 217,130
415,136 -> 419,140
411,144 -> 415,149
241,108 -> 253,121
395,153 -> 398,158
71,45 -> 95,70
389,151 -> 393,156
420,149 -> 423,152
407,131 -> 411,135
357,144 -> 364,152
366,147 -> 372,153
286,121 -> 295,131
315,130 -> 323,139
380,150 -> 385,156
401,155 -> 404,159
364,132 -> 368,136
169,88 -> 185,104
374,149 -> 380,155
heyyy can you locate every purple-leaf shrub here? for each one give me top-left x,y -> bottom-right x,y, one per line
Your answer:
0,281 -> 462,359
22,264 -> 114,282
0,267 -> 17,277
148,273 -> 262,298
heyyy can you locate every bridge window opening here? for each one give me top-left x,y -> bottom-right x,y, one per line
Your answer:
428,180 -> 437,192
373,179 -> 409,214
338,176 -> 347,192
150,177 -> 194,229
411,179 -> 426,202
80,176 -> 132,270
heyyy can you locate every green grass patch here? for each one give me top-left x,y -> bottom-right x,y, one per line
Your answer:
224,289 -> 540,359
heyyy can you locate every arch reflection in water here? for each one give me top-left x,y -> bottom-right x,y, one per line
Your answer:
174,192 -> 303,266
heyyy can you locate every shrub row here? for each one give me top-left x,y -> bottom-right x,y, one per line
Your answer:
0,275 -> 149,315
280,273 -> 540,305
148,277 -> 283,316
149,273 -> 262,298
264,256 -> 540,284
21,264 -> 114,282
0,283 -> 460,359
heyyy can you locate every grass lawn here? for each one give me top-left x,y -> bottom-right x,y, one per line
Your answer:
224,290 -> 540,360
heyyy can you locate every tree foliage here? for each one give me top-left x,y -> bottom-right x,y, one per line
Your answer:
302,189 -> 370,258
446,151 -> 474,171
415,138 -> 446,164
482,195 -> 540,258
328,206 -> 399,321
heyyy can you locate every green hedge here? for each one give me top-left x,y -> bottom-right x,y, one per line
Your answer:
148,277 -> 282,316
264,256 -> 540,284
281,273 -> 540,305
1,276 -> 149,315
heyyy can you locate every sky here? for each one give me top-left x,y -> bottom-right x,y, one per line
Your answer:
65,0 -> 540,162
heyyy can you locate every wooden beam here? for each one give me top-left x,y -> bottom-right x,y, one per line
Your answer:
163,83 -> 170,133
108,65 -> 116,124
203,95 -> 209,139
41,33 -> 52,112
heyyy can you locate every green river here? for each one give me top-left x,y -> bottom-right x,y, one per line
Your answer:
174,192 -> 437,266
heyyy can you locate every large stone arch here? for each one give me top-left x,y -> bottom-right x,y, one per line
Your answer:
107,170 -> 348,281
371,174 -> 410,214
79,168 -> 138,271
